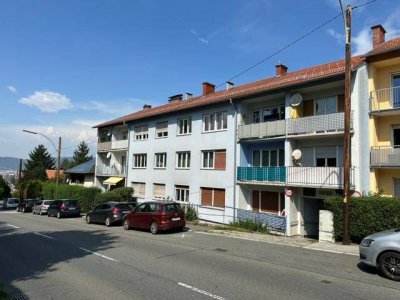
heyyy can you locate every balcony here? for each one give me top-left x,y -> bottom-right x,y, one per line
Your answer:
96,165 -> 126,176
370,87 -> 400,113
238,120 -> 285,140
237,166 -> 353,189
111,139 -> 128,150
97,141 -> 111,152
370,146 -> 400,167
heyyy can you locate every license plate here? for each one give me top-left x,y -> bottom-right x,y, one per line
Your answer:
171,217 -> 180,221
68,207 -> 75,210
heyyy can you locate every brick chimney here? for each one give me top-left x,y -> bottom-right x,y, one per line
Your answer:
202,82 -> 215,95
275,63 -> 288,77
168,94 -> 183,103
143,104 -> 152,110
371,24 -> 386,49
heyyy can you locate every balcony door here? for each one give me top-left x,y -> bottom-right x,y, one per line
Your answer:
315,96 -> 337,115
392,74 -> 400,108
393,126 -> 400,147
252,149 -> 284,167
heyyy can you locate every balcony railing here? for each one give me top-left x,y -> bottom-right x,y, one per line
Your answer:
238,112 -> 352,140
370,146 -> 400,167
237,166 -> 353,189
370,87 -> 400,112
96,165 -> 126,176
111,139 -> 128,150
97,141 -> 111,152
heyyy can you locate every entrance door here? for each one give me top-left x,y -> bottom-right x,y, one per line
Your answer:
303,198 -> 324,237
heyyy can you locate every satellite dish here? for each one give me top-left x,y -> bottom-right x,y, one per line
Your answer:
290,93 -> 303,107
106,152 -> 111,158
292,149 -> 302,160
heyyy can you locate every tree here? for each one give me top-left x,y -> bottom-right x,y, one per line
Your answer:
23,144 -> 55,181
61,158 -> 74,170
72,141 -> 91,166
0,176 -> 11,198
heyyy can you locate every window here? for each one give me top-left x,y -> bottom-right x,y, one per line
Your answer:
175,185 -> 189,202
315,146 -> 338,167
177,118 -> 192,135
154,153 -> 167,168
394,178 -> 400,197
252,190 -> 284,214
200,187 -> 225,208
176,152 -> 191,169
393,125 -> 400,146
203,112 -> 228,132
133,154 -> 147,168
156,121 -> 168,138
252,105 -> 285,123
134,125 -> 148,140
202,150 -> 226,169
315,96 -> 337,115
153,183 -> 165,199
392,74 -> 400,107
136,202 -> 157,212
122,130 -> 128,140
132,182 -> 145,198
252,149 -> 284,167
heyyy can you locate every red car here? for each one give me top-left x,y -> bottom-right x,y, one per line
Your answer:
123,201 -> 185,234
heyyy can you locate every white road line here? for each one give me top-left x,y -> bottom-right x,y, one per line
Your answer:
33,232 -> 54,240
178,282 -> 225,300
6,224 -> 20,229
79,247 -> 118,262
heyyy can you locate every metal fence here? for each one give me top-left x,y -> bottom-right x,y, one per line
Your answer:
370,86 -> 400,112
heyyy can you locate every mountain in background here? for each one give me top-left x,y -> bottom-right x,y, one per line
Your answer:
0,157 -> 26,170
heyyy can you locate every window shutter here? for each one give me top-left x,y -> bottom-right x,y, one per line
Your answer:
153,184 -> 165,198
213,189 -> 225,207
214,150 -> 226,170
252,190 -> 260,211
132,182 -> 145,197
261,191 -> 279,213
201,188 -> 213,206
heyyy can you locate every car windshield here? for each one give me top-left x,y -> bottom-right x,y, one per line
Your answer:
115,204 -> 130,210
162,203 -> 181,212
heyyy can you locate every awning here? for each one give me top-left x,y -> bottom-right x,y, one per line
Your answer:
103,177 -> 124,185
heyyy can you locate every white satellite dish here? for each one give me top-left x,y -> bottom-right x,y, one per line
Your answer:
106,152 -> 111,158
292,149 -> 302,160
290,93 -> 303,107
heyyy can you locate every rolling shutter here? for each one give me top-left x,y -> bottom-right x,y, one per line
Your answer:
214,150 -> 226,170
201,188 -> 213,206
213,189 -> 225,208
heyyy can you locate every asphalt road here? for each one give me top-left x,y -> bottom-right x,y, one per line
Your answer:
0,209 -> 399,300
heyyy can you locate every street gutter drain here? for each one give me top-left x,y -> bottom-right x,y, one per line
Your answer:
214,248 -> 228,253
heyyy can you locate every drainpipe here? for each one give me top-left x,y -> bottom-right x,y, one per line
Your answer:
230,98 -> 238,222
123,120 -> 129,187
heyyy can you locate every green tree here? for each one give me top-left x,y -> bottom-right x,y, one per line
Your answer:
23,144 -> 55,180
0,176 -> 11,198
72,141 -> 91,166
61,158 -> 74,170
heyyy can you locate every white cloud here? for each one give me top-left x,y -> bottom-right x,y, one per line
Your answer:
8,86 -> 17,93
198,37 -> 209,44
78,98 -> 156,116
353,28 -> 370,55
327,28 -> 344,45
18,90 -> 73,113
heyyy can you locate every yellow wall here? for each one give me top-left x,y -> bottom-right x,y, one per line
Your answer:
372,169 -> 400,196
375,115 -> 400,145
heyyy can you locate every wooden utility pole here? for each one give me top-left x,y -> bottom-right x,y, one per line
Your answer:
343,4 -> 352,245
56,137 -> 61,186
18,158 -> 22,201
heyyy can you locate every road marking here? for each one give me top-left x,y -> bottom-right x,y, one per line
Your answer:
178,282 -> 225,300
6,224 -> 20,229
33,232 -> 54,240
79,247 -> 118,262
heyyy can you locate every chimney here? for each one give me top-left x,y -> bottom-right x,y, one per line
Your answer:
185,93 -> 193,100
168,94 -> 183,103
371,24 -> 386,49
275,63 -> 288,77
143,104 -> 152,110
202,82 -> 215,95
226,81 -> 234,91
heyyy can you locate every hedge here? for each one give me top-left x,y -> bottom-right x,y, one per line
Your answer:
94,187 -> 135,204
324,196 -> 400,242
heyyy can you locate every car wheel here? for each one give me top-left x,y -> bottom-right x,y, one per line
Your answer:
86,215 -> 91,224
123,219 -> 130,230
22,207 -> 26,213
378,252 -> 400,281
150,221 -> 159,235
105,217 -> 111,227
57,212 -> 62,219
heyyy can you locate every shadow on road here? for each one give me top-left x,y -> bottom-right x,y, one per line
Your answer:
0,221 -> 119,299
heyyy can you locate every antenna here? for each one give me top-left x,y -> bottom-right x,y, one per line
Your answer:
290,93 -> 303,107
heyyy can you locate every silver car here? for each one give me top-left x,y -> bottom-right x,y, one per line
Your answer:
2,198 -> 19,210
359,228 -> 400,281
33,200 -> 54,215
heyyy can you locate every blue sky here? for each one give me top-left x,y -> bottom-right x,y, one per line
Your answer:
1,0 -> 400,159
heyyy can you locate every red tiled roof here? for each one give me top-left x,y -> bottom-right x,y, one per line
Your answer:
365,37 -> 400,57
46,170 -> 64,179
94,56 -> 364,128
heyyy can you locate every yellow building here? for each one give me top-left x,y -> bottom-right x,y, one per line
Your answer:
367,25 -> 400,196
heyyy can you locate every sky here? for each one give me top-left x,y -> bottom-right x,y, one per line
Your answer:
1,0 -> 400,160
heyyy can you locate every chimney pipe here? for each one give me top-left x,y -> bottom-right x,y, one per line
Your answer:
275,63 -> 288,77
202,82 -> 215,95
143,104 -> 152,110
168,94 -> 183,103
226,81 -> 234,91
371,24 -> 386,49
185,93 -> 193,100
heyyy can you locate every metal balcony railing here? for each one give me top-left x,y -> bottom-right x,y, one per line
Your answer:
238,120 -> 285,140
237,166 -> 354,189
111,139 -> 128,150
96,165 -> 126,176
370,146 -> 400,167
97,141 -> 111,152
370,87 -> 400,112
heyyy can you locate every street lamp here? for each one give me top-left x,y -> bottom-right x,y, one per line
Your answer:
22,129 -> 62,185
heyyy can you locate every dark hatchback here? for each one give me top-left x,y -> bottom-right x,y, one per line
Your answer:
123,201 -> 185,234
16,199 -> 37,213
86,202 -> 135,226
47,199 -> 81,218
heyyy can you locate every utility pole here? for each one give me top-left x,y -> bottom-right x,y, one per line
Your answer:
342,4 -> 352,245
18,158 -> 22,201
56,136 -> 62,186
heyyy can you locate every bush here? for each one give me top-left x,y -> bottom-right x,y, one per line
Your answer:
94,187 -> 135,206
184,204 -> 198,221
324,195 -> 400,243
228,218 -> 269,233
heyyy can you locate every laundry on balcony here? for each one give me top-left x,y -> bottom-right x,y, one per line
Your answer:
103,177 -> 124,185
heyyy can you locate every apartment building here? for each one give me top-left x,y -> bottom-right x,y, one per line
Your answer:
367,25 -> 400,197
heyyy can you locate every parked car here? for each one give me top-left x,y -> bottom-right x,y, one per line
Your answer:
33,200 -> 54,215
47,199 -> 81,219
123,201 -> 185,234
16,199 -> 37,213
86,202 -> 135,226
2,198 -> 19,210
359,228 -> 400,281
